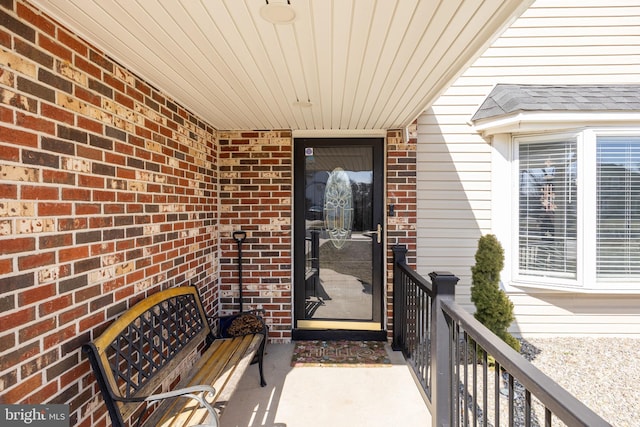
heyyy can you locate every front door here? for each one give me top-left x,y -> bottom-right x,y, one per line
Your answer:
293,138 -> 384,337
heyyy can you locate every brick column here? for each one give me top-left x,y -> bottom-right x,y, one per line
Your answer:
385,125 -> 417,339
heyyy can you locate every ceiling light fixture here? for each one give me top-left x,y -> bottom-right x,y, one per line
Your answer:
260,0 -> 296,24
293,100 -> 312,108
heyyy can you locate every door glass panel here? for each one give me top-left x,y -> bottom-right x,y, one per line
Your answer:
303,146 -> 374,321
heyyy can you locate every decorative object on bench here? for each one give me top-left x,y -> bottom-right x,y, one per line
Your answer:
83,286 -> 267,427
225,312 -> 267,336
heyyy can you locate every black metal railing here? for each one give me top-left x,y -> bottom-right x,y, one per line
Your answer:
392,245 -> 611,427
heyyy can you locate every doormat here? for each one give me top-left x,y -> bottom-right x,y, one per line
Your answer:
291,340 -> 391,367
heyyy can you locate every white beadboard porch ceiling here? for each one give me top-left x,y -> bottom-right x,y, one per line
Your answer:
30,0 -> 532,131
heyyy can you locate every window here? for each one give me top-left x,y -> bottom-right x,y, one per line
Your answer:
597,136 -> 640,278
518,139 -> 577,278
515,131 -> 640,290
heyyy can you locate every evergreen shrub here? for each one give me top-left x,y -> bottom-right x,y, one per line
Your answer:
471,234 -> 521,353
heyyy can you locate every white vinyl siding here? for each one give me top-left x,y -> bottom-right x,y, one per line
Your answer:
510,292 -> 640,337
417,117 -> 490,306
416,0 -> 640,335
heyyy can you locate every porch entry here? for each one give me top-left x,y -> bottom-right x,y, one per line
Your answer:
293,138 -> 385,339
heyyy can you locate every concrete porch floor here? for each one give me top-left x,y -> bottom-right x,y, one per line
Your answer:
220,342 -> 432,427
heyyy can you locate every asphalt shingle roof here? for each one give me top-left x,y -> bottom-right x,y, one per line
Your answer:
471,84 -> 640,122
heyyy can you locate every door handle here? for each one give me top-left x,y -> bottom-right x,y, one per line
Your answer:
370,223 -> 382,244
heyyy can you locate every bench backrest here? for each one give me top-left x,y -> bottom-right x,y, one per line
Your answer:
83,286 -> 214,426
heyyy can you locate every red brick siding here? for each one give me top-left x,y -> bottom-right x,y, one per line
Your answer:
218,131 -> 293,342
386,127 -> 417,338
218,130 -> 417,343
1,2 -> 218,426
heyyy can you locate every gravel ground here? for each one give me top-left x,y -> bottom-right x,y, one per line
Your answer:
521,337 -> 640,427
457,337 -> 639,427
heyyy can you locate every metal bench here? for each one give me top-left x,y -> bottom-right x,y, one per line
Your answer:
83,286 -> 266,427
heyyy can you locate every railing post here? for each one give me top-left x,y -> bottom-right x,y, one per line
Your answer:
429,271 -> 459,427
392,245 -> 408,351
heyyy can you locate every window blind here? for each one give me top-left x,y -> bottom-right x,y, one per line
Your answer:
596,137 -> 640,278
518,140 -> 577,278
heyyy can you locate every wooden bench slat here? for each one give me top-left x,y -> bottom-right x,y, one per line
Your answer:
211,336 -> 263,407
149,335 -> 262,427
149,338 -> 242,426
197,336 -> 253,389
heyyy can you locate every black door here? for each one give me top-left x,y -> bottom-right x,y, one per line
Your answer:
293,138 -> 385,339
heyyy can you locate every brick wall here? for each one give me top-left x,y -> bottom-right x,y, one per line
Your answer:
218,131 -> 293,342
0,1 -> 218,425
217,130 -> 416,343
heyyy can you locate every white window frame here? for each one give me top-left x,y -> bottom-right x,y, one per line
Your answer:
495,127 -> 640,294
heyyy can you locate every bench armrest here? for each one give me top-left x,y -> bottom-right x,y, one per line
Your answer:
144,385 -> 219,427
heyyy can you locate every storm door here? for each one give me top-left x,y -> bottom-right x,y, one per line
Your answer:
293,138 -> 384,334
